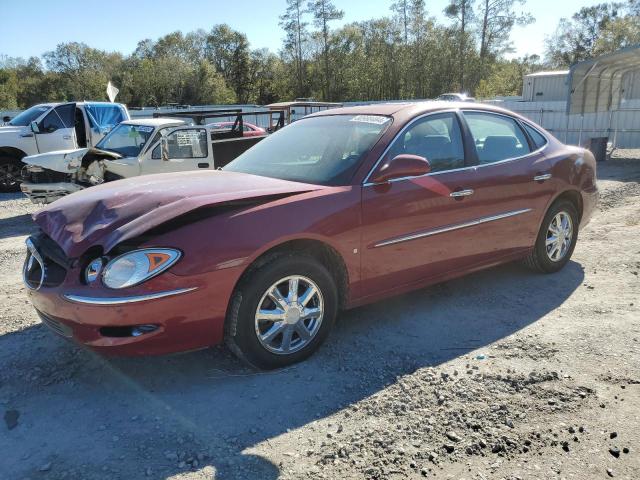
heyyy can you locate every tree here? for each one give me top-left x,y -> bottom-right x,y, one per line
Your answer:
445,0 -> 475,91
477,0 -> 534,60
308,0 -> 344,100
206,25 -> 252,103
280,0 -> 309,98
545,3 -> 622,67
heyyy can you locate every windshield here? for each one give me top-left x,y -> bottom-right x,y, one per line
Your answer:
8,105 -> 51,126
95,123 -> 155,157
223,114 -> 391,185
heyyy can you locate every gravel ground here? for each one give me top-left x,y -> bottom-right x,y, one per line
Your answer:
0,152 -> 639,480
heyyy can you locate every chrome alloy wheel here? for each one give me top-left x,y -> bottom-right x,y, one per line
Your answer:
546,211 -> 573,262
254,275 -> 324,355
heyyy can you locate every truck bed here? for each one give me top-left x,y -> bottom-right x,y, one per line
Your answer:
211,135 -> 265,168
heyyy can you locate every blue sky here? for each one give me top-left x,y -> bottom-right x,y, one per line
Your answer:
0,0 -> 604,61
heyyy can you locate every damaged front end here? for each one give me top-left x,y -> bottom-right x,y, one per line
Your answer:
20,148 -> 122,204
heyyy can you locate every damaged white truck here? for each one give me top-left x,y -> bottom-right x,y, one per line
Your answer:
0,102 -> 128,192
20,110 -> 278,204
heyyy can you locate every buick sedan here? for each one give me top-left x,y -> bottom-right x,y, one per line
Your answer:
24,102 -> 598,369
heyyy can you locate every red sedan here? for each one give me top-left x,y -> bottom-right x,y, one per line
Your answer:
24,102 -> 598,369
207,121 -> 266,137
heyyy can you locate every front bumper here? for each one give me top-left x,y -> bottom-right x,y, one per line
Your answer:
580,183 -> 599,229
20,181 -> 84,204
26,267 -> 241,356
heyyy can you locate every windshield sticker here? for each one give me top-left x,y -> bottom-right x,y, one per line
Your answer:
176,131 -> 199,146
134,126 -> 154,133
350,115 -> 390,125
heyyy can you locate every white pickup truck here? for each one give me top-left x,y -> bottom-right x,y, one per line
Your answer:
0,102 -> 129,191
20,117 -> 267,203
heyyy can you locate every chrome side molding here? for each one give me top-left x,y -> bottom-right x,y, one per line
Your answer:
374,208 -> 533,248
533,173 -> 552,181
449,189 -> 474,197
63,287 -> 197,305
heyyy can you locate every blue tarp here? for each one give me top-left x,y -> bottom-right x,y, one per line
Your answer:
85,103 -> 126,134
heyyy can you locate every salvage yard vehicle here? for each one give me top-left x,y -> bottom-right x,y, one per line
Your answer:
20,109 -> 280,204
0,102 -> 128,192
23,102 -> 598,369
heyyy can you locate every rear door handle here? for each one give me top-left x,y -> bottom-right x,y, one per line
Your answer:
197,163 -> 210,168
450,189 -> 474,198
533,173 -> 552,182
63,135 -> 72,140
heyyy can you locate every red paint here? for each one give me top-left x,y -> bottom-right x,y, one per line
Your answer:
26,102 -> 598,356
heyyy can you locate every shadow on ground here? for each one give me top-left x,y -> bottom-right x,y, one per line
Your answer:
0,260 -> 584,479
0,213 -> 36,240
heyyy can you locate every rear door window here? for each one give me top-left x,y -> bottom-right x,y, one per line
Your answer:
463,112 -> 531,164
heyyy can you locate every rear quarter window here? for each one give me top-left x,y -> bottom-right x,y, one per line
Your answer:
523,123 -> 548,150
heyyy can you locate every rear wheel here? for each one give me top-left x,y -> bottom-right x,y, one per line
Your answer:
524,200 -> 579,273
225,254 -> 338,369
0,157 -> 23,192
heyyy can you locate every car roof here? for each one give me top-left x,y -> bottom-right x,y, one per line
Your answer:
123,118 -> 186,127
306,101 -> 521,119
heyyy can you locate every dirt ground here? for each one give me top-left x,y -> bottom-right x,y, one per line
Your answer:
0,151 -> 639,480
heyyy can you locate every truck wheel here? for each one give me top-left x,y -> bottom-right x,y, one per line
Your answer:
225,254 -> 338,369
0,157 -> 23,192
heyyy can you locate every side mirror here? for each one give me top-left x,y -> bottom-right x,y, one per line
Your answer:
161,136 -> 169,161
30,121 -> 40,134
371,154 -> 431,183
2,116 -> 10,123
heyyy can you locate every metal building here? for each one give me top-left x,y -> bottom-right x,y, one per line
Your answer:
522,70 -> 569,102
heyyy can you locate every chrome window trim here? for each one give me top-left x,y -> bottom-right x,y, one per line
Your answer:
362,108 -> 550,187
63,287 -> 197,305
373,208 -> 533,248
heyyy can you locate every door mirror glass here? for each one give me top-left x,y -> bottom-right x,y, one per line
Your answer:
371,154 -> 431,183
30,121 -> 40,133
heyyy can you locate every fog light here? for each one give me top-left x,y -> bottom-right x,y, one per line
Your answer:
99,324 -> 159,338
131,324 -> 159,337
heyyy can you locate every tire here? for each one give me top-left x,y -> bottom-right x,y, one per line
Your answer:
0,157 -> 23,193
225,254 -> 338,369
524,199 -> 579,273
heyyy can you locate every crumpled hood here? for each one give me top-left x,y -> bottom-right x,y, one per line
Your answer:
33,170 -> 324,258
0,125 -> 27,135
24,148 -> 122,173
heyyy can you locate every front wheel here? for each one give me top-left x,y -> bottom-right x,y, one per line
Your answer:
225,254 -> 338,369
524,200 -> 579,273
0,157 -> 23,192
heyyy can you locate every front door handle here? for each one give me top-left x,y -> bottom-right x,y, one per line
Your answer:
197,163 -> 210,168
533,173 -> 552,182
450,189 -> 474,198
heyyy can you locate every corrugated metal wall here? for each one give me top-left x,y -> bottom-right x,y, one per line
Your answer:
495,99 -> 640,148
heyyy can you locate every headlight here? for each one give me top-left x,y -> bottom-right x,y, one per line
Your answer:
100,248 -> 181,289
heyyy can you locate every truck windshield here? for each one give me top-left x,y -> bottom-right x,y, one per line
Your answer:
8,105 -> 51,126
96,123 -> 155,157
223,114 -> 391,186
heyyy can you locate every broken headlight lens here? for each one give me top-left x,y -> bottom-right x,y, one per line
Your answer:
101,249 -> 181,289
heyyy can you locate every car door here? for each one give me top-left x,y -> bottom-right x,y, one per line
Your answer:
34,104 -> 77,153
459,110 -> 554,255
144,127 -> 212,175
360,111 -> 494,298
